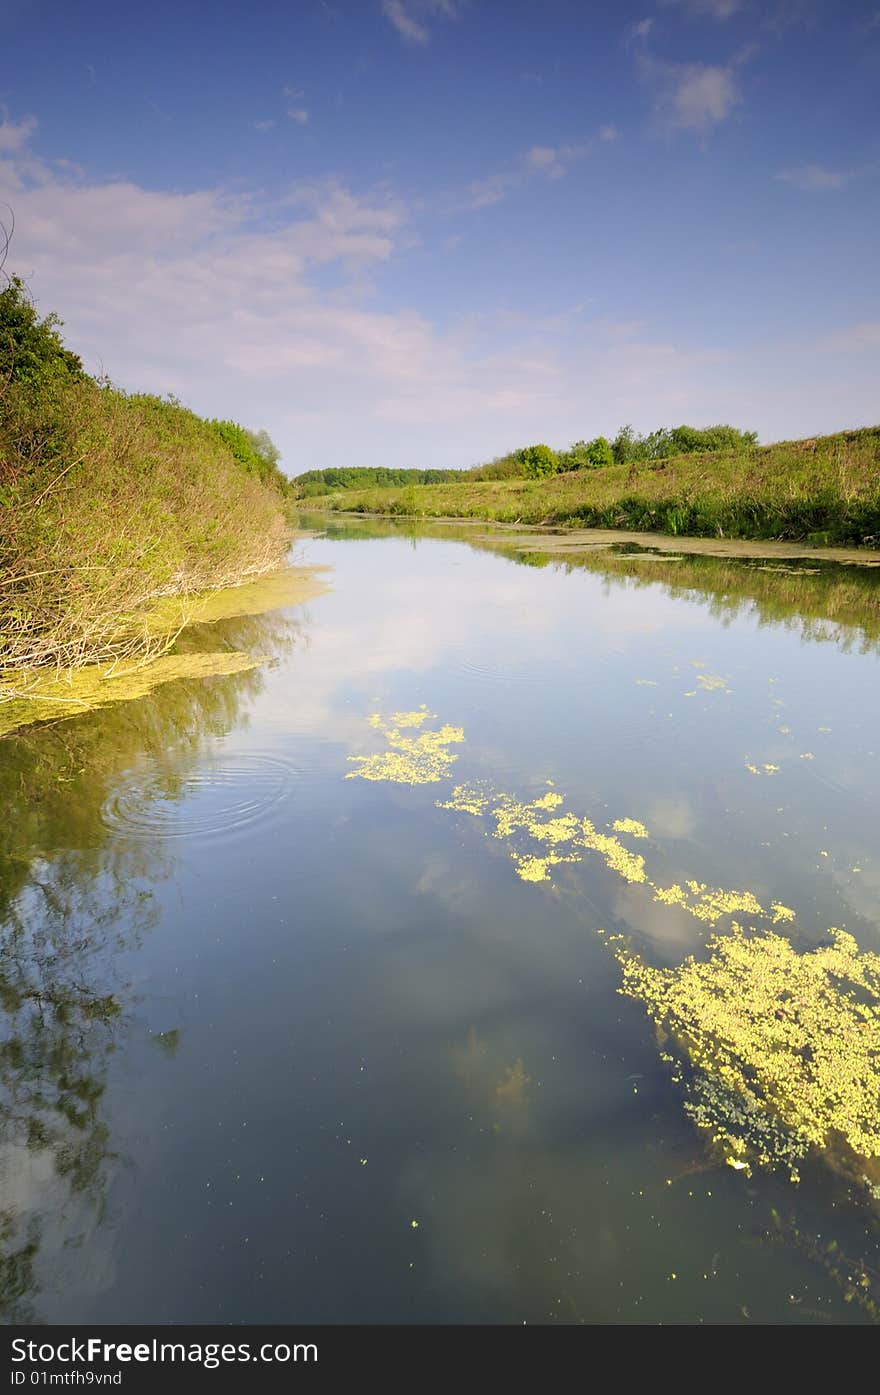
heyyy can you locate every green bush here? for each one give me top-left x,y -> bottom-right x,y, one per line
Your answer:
0,277 -> 292,680
205,419 -> 289,494
518,443 -> 558,479
0,276 -> 85,388
611,422 -> 758,464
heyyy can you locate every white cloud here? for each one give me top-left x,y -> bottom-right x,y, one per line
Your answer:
466,130 -> 607,209
776,163 -> 848,190
646,57 -> 742,134
626,18 -> 655,43
382,0 -> 461,46
465,171 -> 515,209
2,141 -> 721,464
824,323 -> 880,352
287,107 -> 310,125
253,119 -> 275,133
660,0 -> 746,18
525,143 -> 590,180
1,118 -> 876,470
0,115 -> 38,153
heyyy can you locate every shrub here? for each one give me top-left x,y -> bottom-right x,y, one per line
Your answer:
518,443 -> 558,478
0,276 -> 85,388
1,381 -> 289,678
205,419 -> 289,494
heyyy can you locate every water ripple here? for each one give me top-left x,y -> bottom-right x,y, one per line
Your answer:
101,752 -> 300,843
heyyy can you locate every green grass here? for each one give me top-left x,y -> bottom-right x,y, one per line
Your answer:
303,427 -> 880,547
1,378 -> 291,683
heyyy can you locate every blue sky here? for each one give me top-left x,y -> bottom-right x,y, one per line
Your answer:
2,0 -> 878,470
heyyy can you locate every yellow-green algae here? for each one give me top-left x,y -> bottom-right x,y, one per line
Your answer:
0,651 -> 263,738
382,705 -> 434,729
348,708 -> 880,1203
436,783 -> 491,817
611,817 -> 649,839
434,774 -> 768,916
695,672 -> 732,694
608,925 -> 880,1183
141,564 -> 330,631
771,902 -> 796,924
0,564 -> 329,738
651,881 -> 764,925
354,714 -> 777,918
347,712 -> 464,784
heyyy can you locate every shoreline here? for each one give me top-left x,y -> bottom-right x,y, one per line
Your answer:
305,511 -> 880,566
0,561 -> 332,738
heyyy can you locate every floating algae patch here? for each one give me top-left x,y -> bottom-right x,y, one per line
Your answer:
437,783 -> 492,817
695,672 -> 732,694
0,651 -> 263,738
514,853 -> 575,884
1,564 -> 330,738
143,564 -> 330,632
580,822 -> 647,884
771,902 -> 796,924
612,818 -> 649,839
383,706 -> 434,729
354,712 -> 777,915
651,881 -> 764,925
608,926 -> 880,1183
346,712 -> 464,784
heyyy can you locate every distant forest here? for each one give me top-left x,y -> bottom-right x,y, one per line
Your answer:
293,424 -> 758,493
295,467 -> 465,496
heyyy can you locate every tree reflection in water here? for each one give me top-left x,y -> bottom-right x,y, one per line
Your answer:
0,605 -> 305,1319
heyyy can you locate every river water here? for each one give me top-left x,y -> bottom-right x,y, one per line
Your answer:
2,516 -> 880,1324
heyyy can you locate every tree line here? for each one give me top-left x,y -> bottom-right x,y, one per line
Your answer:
293,423 -> 759,492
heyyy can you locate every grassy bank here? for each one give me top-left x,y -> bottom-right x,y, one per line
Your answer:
303,427 -> 880,546
1,277 -> 294,690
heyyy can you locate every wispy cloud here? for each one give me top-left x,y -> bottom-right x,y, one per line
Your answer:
381,0 -> 462,46
0,118 -> 731,470
0,115 -> 38,153
253,119 -> 276,133
2,113 -> 875,467
525,143 -> 591,180
660,0 -> 746,19
465,128 -> 614,209
465,171 -> 516,209
283,85 -> 310,125
642,55 -> 742,135
776,163 -> 848,190
824,323 -> 880,352
626,17 -> 655,44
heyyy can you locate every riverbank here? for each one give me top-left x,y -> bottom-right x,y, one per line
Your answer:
302,426 -> 880,547
1,276 -> 297,689
0,562 -> 331,737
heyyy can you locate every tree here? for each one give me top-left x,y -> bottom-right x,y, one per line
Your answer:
206,419 -> 288,492
0,276 -> 85,388
518,443 -> 558,478
611,424 -> 640,464
584,435 -> 613,468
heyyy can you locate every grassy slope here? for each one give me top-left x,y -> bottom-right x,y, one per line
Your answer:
304,427 -> 880,546
1,380 -> 291,680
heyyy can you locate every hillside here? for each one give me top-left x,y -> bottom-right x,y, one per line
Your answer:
301,427 -> 880,547
1,276 -> 294,687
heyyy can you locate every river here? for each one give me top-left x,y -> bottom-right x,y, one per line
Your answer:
1,516 -> 879,1324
